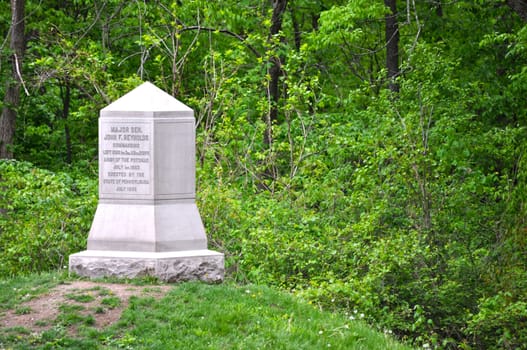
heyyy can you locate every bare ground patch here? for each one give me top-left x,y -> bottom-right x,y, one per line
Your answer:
0,281 -> 172,333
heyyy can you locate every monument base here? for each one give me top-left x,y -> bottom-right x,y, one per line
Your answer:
69,250 -> 224,283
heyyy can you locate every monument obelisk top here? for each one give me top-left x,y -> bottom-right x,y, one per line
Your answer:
102,82 -> 193,112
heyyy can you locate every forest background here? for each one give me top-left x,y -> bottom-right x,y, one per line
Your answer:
1,0 -> 527,348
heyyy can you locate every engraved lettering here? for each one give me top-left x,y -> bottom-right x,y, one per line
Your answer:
101,122 -> 151,195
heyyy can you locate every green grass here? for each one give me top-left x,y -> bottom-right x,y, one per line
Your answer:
14,305 -> 32,315
114,283 -> 412,350
0,271 -> 67,310
65,292 -> 96,303
100,295 -> 121,309
0,272 -> 413,349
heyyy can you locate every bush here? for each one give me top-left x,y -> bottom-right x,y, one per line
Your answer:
0,160 -> 96,277
466,293 -> 527,350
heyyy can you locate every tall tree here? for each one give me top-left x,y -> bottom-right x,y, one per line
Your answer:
384,0 -> 399,92
264,0 -> 288,147
0,0 -> 25,239
0,0 -> 26,159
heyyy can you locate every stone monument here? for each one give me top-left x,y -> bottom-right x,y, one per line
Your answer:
69,82 -> 224,282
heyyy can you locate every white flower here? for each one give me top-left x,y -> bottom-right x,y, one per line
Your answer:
319,330 -> 324,335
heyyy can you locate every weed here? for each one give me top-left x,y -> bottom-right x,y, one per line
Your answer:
84,315 -> 95,326
142,286 -> 163,294
97,288 -> 112,296
35,319 -> 50,327
59,303 -> 85,313
66,292 -> 95,303
14,305 -> 31,315
101,296 -> 121,309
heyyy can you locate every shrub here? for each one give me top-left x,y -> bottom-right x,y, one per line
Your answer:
466,293 -> 527,350
0,160 -> 96,277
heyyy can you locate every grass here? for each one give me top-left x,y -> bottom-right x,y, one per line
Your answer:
0,271 -> 67,311
100,296 -> 121,309
0,272 -> 414,349
14,306 -> 32,315
113,283 -> 412,350
65,293 -> 96,303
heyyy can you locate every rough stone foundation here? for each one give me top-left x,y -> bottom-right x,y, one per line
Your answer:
69,250 -> 224,283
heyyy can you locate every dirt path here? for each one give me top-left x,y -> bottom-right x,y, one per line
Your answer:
0,281 -> 172,332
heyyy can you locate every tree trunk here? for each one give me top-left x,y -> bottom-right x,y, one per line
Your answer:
61,80 -> 72,164
264,0 -> 288,147
436,0 -> 443,17
384,0 -> 399,93
0,0 -> 26,159
290,6 -> 301,51
506,0 -> 527,21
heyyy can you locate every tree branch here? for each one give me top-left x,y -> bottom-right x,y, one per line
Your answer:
14,53 -> 29,96
179,26 -> 261,58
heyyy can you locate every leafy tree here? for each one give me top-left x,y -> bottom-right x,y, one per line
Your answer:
0,0 -> 26,159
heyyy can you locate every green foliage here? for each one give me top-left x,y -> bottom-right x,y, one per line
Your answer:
466,292 -> 527,350
2,0 -> 527,348
197,35 -> 527,347
0,160 -> 96,277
